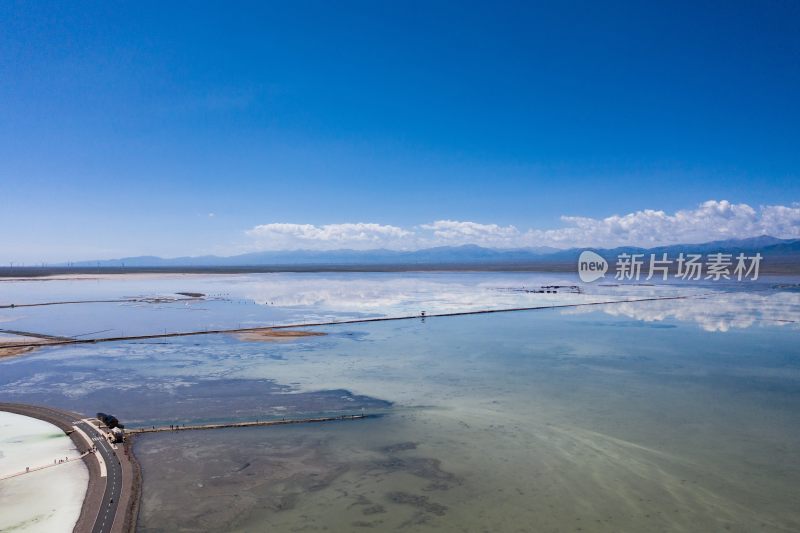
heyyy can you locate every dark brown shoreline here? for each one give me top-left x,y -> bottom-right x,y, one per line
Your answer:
0,263 -> 578,278
1,260 -> 798,278
119,434 -> 142,533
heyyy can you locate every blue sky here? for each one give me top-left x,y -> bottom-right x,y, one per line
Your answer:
1,1 -> 799,261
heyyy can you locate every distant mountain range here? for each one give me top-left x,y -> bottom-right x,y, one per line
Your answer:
64,235 -> 800,269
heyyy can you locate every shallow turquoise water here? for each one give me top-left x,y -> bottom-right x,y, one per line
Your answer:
1,273 -> 799,531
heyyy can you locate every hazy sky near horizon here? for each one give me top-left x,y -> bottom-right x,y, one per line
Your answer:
1,1 -> 799,262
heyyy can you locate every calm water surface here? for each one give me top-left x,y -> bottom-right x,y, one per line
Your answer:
1,273 -> 798,532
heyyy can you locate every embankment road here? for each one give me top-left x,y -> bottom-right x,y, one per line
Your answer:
0,403 -> 137,533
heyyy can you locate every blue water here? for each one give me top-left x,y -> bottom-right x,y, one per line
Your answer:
1,273 -> 799,531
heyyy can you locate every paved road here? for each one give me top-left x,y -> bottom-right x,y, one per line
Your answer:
0,403 -> 125,533
75,420 -> 122,533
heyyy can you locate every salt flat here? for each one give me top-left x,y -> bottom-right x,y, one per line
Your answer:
0,411 -> 88,533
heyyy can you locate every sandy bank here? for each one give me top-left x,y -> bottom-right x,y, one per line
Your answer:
0,335 -> 48,358
0,345 -> 39,358
235,329 -> 327,342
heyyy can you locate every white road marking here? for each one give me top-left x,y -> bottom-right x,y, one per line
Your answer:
72,425 -> 106,477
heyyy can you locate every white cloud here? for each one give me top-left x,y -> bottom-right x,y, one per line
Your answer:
759,204 -> 800,237
243,200 -> 800,251
245,223 -> 412,250
419,220 -> 520,246
521,200 -> 800,247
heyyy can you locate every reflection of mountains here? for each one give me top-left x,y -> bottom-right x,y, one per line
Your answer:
567,291 -> 800,332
